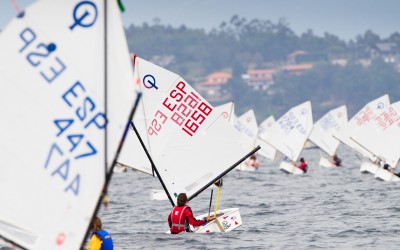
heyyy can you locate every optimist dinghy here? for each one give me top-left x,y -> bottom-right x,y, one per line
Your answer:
264,101 -> 313,174
309,105 -> 348,168
127,56 -> 259,233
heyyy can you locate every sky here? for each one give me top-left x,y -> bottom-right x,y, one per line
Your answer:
0,0 -> 399,41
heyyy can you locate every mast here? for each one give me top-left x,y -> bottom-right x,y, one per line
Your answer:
131,123 -> 175,207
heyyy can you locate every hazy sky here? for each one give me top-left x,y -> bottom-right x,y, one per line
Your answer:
1,0 -> 399,41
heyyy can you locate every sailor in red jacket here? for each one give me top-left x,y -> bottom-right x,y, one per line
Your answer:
296,157 -> 308,173
168,193 -> 211,234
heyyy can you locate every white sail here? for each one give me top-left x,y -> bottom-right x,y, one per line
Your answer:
257,116 -> 276,160
130,56 -> 256,204
265,101 -> 313,161
351,100 -> 400,167
234,109 -> 259,145
309,105 -> 348,156
0,1 -> 136,249
335,94 -> 390,160
214,102 -> 235,125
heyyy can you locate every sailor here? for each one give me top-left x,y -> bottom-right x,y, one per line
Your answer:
296,157 -> 308,173
331,154 -> 342,166
245,154 -> 260,169
168,193 -> 211,234
88,216 -> 113,250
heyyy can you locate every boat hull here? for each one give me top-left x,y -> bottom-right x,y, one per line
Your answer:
319,157 -> 336,168
374,168 -> 400,182
236,164 -> 257,172
166,208 -> 242,234
359,161 -> 379,174
279,161 -> 304,175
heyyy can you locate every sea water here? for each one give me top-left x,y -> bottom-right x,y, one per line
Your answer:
2,146 -> 400,249
99,146 -> 400,249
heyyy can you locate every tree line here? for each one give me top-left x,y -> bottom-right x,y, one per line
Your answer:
125,15 -> 400,120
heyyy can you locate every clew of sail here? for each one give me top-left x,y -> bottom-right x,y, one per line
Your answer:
309,105 -> 348,156
264,101 -> 313,161
257,116 -> 277,160
0,0 -> 137,249
351,100 -> 400,167
335,94 -> 389,161
130,56 -> 258,205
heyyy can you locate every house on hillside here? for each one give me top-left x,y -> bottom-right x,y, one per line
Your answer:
369,42 -> 400,63
195,72 -> 232,102
283,64 -> 313,76
242,68 -> 276,90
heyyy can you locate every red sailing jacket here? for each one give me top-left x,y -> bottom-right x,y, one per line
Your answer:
297,161 -> 308,173
168,205 -> 206,234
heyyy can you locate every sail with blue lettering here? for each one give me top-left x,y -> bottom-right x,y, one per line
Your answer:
335,94 -> 389,161
264,101 -> 313,161
0,0 -> 137,249
128,55 -> 259,205
309,105 -> 348,156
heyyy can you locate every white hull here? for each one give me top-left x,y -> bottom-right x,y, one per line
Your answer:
236,164 -> 257,172
374,168 -> 400,182
279,161 -> 304,175
113,165 -> 128,173
319,157 -> 336,168
359,161 -> 379,174
167,208 -> 242,234
150,189 -> 168,201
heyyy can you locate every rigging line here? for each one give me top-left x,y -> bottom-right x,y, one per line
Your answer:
11,0 -> 22,14
0,235 -> 27,250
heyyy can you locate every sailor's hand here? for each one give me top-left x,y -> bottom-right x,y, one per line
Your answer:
205,216 -> 212,222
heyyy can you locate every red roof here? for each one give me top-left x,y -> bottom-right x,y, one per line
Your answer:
201,72 -> 232,86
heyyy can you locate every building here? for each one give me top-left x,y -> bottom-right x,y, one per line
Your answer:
196,72 -> 232,102
242,68 -> 276,90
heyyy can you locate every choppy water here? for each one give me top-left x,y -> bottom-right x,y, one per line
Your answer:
2,146 -> 399,250
98,146 -> 400,250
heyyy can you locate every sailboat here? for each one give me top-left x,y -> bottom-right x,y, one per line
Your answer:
351,100 -> 400,181
214,101 -> 235,125
335,94 -> 390,174
264,101 -> 313,175
234,109 -> 260,171
308,105 -> 348,168
0,0 -> 138,249
256,115 -> 277,161
127,55 -> 259,232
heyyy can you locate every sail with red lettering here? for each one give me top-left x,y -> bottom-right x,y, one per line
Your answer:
128,55 -> 259,205
335,94 -> 389,161
0,0 -> 137,249
309,105 -> 348,156
351,100 -> 400,167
